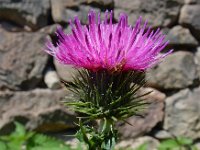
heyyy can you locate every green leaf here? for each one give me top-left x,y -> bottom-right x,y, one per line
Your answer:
0,140 -> 7,150
27,133 -> 72,150
136,143 -> 147,150
158,139 -> 180,150
75,129 -> 85,143
176,137 -> 193,145
101,137 -> 116,150
0,122 -> 28,150
12,122 -> 26,137
6,141 -> 22,150
191,145 -> 198,150
0,122 -> 73,150
29,146 -> 70,150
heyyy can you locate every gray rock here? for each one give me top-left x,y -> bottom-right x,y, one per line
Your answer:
51,4 -> 94,24
44,69 -> 61,89
147,51 -> 197,89
66,138 -> 85,149
114,0 -> 183,27
117,88 -> 165,138
114,0 -> 141,10
0,21 -> 24,32
39,24 -> 59,35
0,0 -> 50,30
179,5 -> 200,41
0,27 -> 48,90
50,131 -> 87,149
195,47 -> 200,80
116,136 -> 159,150
154,130 -> 173,140
54,59 -> 79,82
185,0 -> 200,4
164,87 -> 200,140
114,9 -> 138,25
51,0 -> 111,23
87,0 -> 113,6
51,0 -> 69,23
195,142 -> 200,149
0,89 -> 76,134
167,25 -> 198,47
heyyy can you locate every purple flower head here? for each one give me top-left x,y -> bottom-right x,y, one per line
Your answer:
46,10 -> 172,72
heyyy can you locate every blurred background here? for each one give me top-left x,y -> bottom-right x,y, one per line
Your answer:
0,0 -> 200,149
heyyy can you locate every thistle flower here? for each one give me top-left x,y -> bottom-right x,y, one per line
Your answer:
45,11 -> 173,149
46,10 -> 172,72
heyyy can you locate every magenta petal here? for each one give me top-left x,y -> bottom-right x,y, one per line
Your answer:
45,10 -> 172,72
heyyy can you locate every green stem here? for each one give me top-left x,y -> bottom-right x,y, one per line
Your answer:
99,118 -> 111,134
98,118 -> 116,150
83,118 -> 116,150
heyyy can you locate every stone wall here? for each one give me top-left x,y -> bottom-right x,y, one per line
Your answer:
0,0 -> 200,148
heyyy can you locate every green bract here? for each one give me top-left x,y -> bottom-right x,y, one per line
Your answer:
63,70 -> 149,122
62,69 -> 150,150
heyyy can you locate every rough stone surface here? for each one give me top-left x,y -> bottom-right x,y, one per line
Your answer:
51,0 -> 68,23
153,130 -> 173,140
0,21 -> 24,32
179,5 -> 200,41
185,0 -> 200,4
147,51 -> 197,89
49,131 -> 87,149
0,89 -> 76,135
0,0 -> 50,30
164,87 -> 200,139
51,0 -> 111,23
44,69 -> 61,89
39,24 -> 58,35
195,142 -> 200,149
0,27 -> 48,90
116,136 -> 159,150
117,88 -> 166,138
167,25 -> 198,47
195,47 -> 200,80
87,0 -> 113,6
114,0 -> 183,27
54,59 -> 79,82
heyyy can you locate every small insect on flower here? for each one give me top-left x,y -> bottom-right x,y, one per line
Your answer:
45,10 -> 172,73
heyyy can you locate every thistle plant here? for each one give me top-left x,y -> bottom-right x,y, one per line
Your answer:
45,10 -> 172,150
